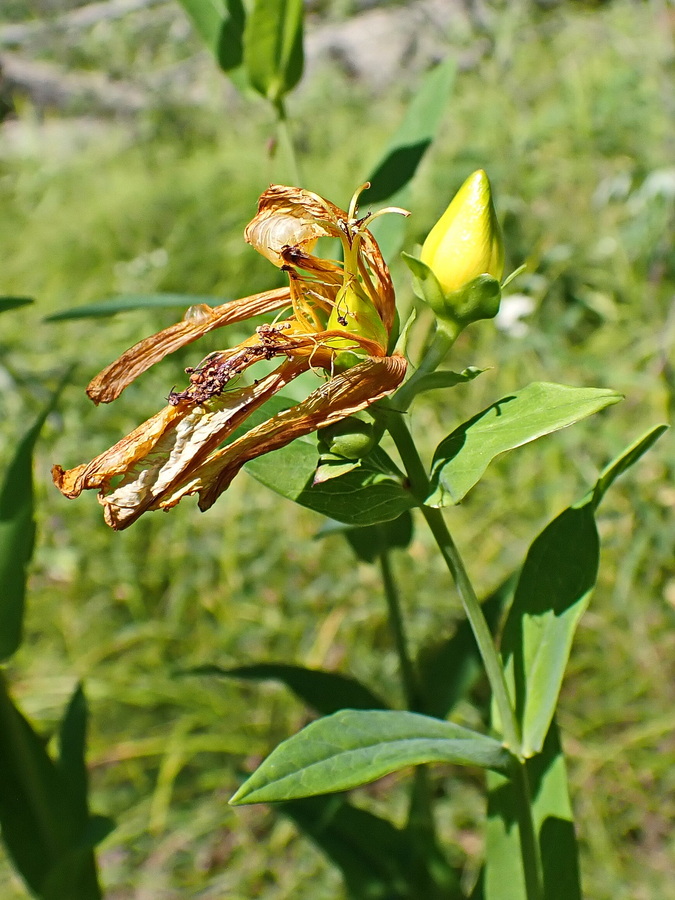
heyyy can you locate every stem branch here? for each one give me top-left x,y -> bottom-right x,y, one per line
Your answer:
274,99 -> 302,185
384,412 -> 521,753
378,544 -> 419,711
511,759 -> 545,900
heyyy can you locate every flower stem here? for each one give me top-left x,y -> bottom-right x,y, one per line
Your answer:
420,505 -> 521,753
384,412 -> 521,754
274,99 -> 303,186
386,411 -> 544,897
511,759 -> 545,900
394,322 -> 460,411
378,542 -> 420,711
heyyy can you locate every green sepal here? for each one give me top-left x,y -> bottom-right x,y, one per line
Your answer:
402,252 -> 447,317
402,252 -> 502,327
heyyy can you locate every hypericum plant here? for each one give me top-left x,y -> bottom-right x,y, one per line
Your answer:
49,175 -> 666,900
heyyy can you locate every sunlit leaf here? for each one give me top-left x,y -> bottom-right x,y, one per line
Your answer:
501,424 -> 667,756
363,57 -> 456,205
485,721 -> 581,900
231,709 -> 511,804
176,0 -> 246,72
428,382 -> 622,506
46,293 -> 226,321
395,365 -> 486,412
244,0 -> 304,105
186,663 -> 388,714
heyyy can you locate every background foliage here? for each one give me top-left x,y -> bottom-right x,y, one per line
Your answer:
0,1 -> 673,898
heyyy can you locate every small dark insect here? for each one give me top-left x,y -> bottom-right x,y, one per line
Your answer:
337,314 -> 348,326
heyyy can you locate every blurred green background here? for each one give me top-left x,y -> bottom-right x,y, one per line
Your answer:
1,0 -> 673,897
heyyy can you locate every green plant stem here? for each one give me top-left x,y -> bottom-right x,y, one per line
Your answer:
511,760 -> 545,900
274,100 -> 302,186
420,505 -> 521,754
378,545 -> 419,711
385,412 -> 521,754
394,322 -> 460,411
386,410 -> 544,899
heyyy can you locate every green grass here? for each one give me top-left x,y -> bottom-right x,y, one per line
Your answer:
1,1 -> 674,898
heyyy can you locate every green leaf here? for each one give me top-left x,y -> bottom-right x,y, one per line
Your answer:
394,365 -> 486,412
246,436 -> 414,527
502,504 -> 599,757
244,0 -> 304,105
501,424 -> 667,757
407,367 -> 486,397
230,709 -> 511,804
0,377 -> 68,660
176,0 -> 245,71
588,423 -> 668,510
485,721 -> 581,900
222,393 -> 413,526
185,663 -> 388,715
281,795 -> 443,900
417,577 -> 513,719
428,382 -> 623,506
0,674 -> 103,899
0,296 -> 34,314
57,685 -> 89,820
363,58 -> 456,205
46,293 -> 226,321
365,57 -> 455,259
343,511 -> 414,563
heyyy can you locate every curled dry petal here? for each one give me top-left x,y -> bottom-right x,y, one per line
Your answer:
54,184 -> 407,528
82,353 -> 406,529
54,358 -> 309,529
87,287 -> 291,404
190,354 -> 407,511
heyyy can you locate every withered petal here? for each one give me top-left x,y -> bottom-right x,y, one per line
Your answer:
86,287 -> 291,404
165,354 -> 407,512
86,358 -> 308,530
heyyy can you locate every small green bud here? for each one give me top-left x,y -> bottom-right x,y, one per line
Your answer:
421,170 -> 504,296
317,418 -> 376,460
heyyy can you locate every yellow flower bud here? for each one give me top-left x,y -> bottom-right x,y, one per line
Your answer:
421,170 -> 504,296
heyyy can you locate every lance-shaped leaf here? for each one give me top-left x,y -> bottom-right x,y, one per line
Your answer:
365,57 -> 456,259
230,709 -> 511,805
184,663 -> 389,714
501,424 -> 667,757
0,377 -> 68,660
244,0 -> 303,105
428,382 -> 623,507
0,676 -> 109,899
485,720 -> 581,900
247,441 -> 415,527
342,511 -> 414,563
364,57 -> 456,205
176,0 -> 246,72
